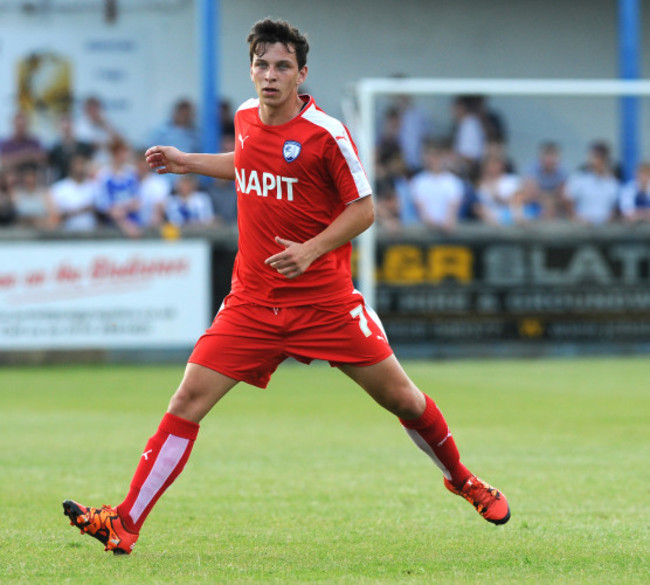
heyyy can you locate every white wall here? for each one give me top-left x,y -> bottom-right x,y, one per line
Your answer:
1,0 -> 648,170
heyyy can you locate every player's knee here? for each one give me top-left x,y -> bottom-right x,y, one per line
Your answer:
167,379 -> 209,420
382,386 -> 425,419
167,365 -> 237,422
167,387 -> 192,418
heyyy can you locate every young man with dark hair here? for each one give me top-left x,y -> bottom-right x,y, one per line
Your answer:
63,18 -> 510,556
564,140 -> 620,225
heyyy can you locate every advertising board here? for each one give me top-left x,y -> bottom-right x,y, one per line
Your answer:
0,240 -> 210,350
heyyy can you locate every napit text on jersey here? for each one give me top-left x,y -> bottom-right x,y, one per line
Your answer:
235,168 -> 299,201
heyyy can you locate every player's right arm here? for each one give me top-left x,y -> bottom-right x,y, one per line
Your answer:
145,146 -> 236,181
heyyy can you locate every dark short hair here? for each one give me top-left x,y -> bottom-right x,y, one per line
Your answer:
539,141 -> 559,153
454,95 -> 484,113
174,99 -> 192,111
590,140 -> 610,160
108,137 -> 129,154
247,18 -> 309,70
423,138 -> 449,153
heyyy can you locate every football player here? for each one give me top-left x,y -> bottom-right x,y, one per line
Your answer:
63,18 -> 510,555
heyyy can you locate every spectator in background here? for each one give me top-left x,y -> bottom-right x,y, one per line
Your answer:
209,176 -> 238,227
13,163 -> 55,229
379,149 -> 418,227
524,141 -> 568,219
477,95 -> 508,145
49,154 -> 97,232
376,106 -> 402,165
409,140 -> 463,232
515,177 -> 547,223
619,160 -> 650,223
166,174 -> 214,227
458,163 -> 483,222
391,88 -> 433,174
476,154 -> 521,225
150,99 -> 201,157
450,95 -> 486,176
0,110 -> 47,173
76,96 -> 120,168
219,99 -> 236,137
48,115 -> 94,181
0,168 -> 17,226
373,109 -> 403,231
94,138 -> 141,237
134,149 -> 171,230
374,158 -> 403,233
207,133 -> 237,227
484,138 -> 516,174
564,141 -> 619,225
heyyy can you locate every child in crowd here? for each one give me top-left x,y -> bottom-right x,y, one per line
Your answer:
94,138 -> 141,237
165,173 -> 214,227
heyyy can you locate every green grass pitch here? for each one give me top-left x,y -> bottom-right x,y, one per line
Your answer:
0,357 -> 648,584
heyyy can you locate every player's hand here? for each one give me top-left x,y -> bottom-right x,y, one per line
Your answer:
264,237 -> 316,279
145,145 -> 189,175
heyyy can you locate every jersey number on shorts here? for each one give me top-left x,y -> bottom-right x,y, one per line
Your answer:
350,304 -> 372,337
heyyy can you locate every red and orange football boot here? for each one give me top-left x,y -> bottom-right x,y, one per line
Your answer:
62,500 -> 139,555
444,475 -> 511,525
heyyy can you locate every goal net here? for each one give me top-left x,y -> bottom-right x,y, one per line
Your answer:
346,78 -> 650,308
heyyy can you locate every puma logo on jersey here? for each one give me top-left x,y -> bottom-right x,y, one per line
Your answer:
235,168 -> 298,201
238,134 -> 250,149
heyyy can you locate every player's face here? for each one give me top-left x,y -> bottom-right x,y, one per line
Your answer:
250,42 -> 307,114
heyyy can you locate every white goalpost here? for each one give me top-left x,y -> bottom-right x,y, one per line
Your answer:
351,78 -> 650,308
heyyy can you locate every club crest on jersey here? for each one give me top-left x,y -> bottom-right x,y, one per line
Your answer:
283,140 -> 301,162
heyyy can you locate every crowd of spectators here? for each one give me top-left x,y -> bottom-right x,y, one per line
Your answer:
374,93 -> 650,232
2,93 -> 650,237
0,96 -> 237,236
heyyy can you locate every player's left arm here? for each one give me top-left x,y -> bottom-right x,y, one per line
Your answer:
265,195 -> 374,279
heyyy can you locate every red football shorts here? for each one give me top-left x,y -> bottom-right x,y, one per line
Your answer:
189,291 -> 393,388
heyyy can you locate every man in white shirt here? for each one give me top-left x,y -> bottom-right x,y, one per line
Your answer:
410,141 -> 463,231
50,154 -> 97,231
564,142 -> 619,225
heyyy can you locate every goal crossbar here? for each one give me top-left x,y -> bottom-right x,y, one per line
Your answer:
356,78 -> 650,97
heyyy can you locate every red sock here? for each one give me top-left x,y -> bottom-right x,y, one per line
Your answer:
117,412 -> 199,533
399,394 -> 470,487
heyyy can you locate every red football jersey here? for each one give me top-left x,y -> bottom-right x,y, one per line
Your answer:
230,95 -> 372,306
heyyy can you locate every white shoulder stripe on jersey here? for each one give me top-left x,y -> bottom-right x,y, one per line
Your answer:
236,98 -> 259,112
302,105 -> 372,199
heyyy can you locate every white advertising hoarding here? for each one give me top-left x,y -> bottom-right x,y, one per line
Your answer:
0,240 -> 211,350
